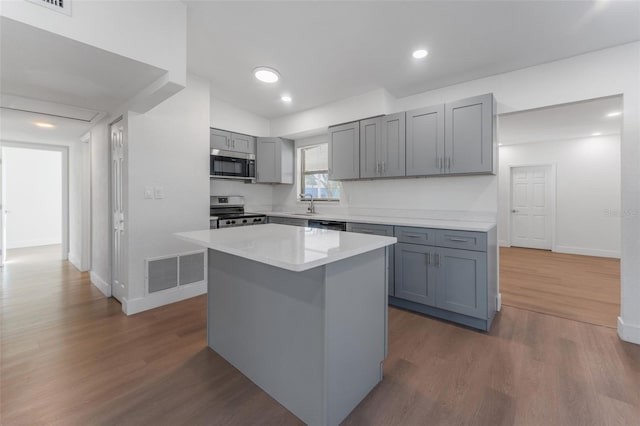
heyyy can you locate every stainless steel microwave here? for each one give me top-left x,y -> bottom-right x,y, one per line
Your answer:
210,149 -> 256,181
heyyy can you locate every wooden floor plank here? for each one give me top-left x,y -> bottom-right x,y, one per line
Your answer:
1,245 -> 639,425
500,247 -> 620,328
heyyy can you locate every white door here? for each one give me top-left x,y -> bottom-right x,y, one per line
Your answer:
111,120 -> 126,302
0,152 -> 5,266
510,166 -> 552,250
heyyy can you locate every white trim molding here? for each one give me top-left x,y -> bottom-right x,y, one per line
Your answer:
125,281 -> 207,315
90,271 -> 111,297
554,245 -> 621,259
618,317 -> 640,345
496,293 -> 502,311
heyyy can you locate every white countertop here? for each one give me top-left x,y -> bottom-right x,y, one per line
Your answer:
175,224 -> 397,272
261,211 -> 496,232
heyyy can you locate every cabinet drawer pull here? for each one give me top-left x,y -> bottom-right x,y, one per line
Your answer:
404,234 -> 425,239
447,237 -> 469,242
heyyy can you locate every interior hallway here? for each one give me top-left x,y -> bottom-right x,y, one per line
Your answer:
1,248 -> 638,425
500,247 -> 620,328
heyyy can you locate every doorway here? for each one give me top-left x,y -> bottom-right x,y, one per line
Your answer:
1,144 -> 68,265
498,95 -> 622,328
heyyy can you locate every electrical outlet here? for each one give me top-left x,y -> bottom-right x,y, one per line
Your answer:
154,186 -> 165,199
144,186 -> 154,199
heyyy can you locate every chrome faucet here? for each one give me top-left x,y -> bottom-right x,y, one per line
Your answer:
300,193 -> 316,214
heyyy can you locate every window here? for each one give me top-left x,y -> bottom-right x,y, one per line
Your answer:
299,144 -> 340,201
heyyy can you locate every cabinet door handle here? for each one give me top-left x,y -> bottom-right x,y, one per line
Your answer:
435,253 -> 440,267
447,237 -> 468,242
446,157 -> 451,170
382,160 -> 385,173
426,252 -> 431,265
376,161 -> 381,174
439,157 -> 443,171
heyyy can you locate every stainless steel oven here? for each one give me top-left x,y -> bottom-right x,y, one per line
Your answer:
210,149 -> 256,181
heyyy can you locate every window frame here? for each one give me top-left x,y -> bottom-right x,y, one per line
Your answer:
299,143 -> 340,202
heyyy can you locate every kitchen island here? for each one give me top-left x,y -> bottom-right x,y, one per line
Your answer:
175,224 -> 396,426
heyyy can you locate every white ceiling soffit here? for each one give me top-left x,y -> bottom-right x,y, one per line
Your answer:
186,1 -> 640,119
0,16 -> 167,113
0,94 -> 102,123
0,107 -> 97,144
498,95 -> 623,145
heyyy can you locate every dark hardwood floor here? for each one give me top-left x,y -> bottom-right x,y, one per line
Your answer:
2,246 -> 639,425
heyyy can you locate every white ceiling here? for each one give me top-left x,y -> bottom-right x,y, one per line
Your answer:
186,0 -> 640,119
498,95 -> 623,145
0,107 -> 95,144
0,16 -> 167,142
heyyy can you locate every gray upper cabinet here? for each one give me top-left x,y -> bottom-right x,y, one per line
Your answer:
256,137 -> 294,184
406,104 -> 445,176
231,133 -> 256,155
210,128 -> 256,155
394,243 -> 436,306
380,112 -> 406,177
359,117 -> 382,179
210,128 -> 232,151
435,247 -> 487,319
445,93 -> 494,174
328,121 -> 360,180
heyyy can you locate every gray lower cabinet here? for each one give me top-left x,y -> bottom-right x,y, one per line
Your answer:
328,121 -> 360,180
391,225 -> 497,331
436,247 -> 487,318
267,216 -> 308,227
394,243 -> 436,306
347,222 -> 395,295
445,93 -> 494,174
256,138 -> 294,184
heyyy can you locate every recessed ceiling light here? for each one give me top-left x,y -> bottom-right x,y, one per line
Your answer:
591,132 -> 602,136
412,49 -> 428,59
606,111 -> 622,117
34,121 -> 55,128
254,66 -> 280,83
281,95 -> 292,103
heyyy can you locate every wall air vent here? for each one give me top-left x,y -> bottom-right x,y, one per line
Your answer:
145,251 -> 207,294
25,0 -> 72,16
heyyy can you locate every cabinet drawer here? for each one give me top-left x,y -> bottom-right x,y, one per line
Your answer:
268,216 -> 308,227
436,230 -> 486,252
347,222 -> 394,236
394,226 -> 437,246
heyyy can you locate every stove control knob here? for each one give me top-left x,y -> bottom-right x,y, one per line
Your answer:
242,219 -> 247,223
231,220 -> 236,225
226,220 -> 231,225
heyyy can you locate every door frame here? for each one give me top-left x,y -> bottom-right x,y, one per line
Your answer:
108,115 -> 126,303
505,163 -> 557,251
1,141 -> 69,261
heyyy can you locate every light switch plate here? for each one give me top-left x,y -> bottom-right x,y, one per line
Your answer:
154,186 -> 165,199
144,186 -> 154,199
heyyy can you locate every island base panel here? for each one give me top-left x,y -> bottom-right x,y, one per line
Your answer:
207,248 -> 387,426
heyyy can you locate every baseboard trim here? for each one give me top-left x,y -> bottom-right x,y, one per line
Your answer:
496,293 -> 502,311
90,271 -> 111,297
554,245 -> 620,259
618,317 -> 640,345
125,281 -> 207,315
499,240 -> 510,247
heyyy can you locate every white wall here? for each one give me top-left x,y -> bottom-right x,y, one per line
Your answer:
498,135 -> 621,258
125,73 -> 210,312
270,42 -> 640,343
210,97 -> 270,136
3,147 -> 61,249
89,118 -> 111,290
0,0 -> 186,88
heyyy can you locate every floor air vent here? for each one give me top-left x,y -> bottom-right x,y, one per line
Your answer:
26,0 -> 72,16
146,251 -> 206,294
